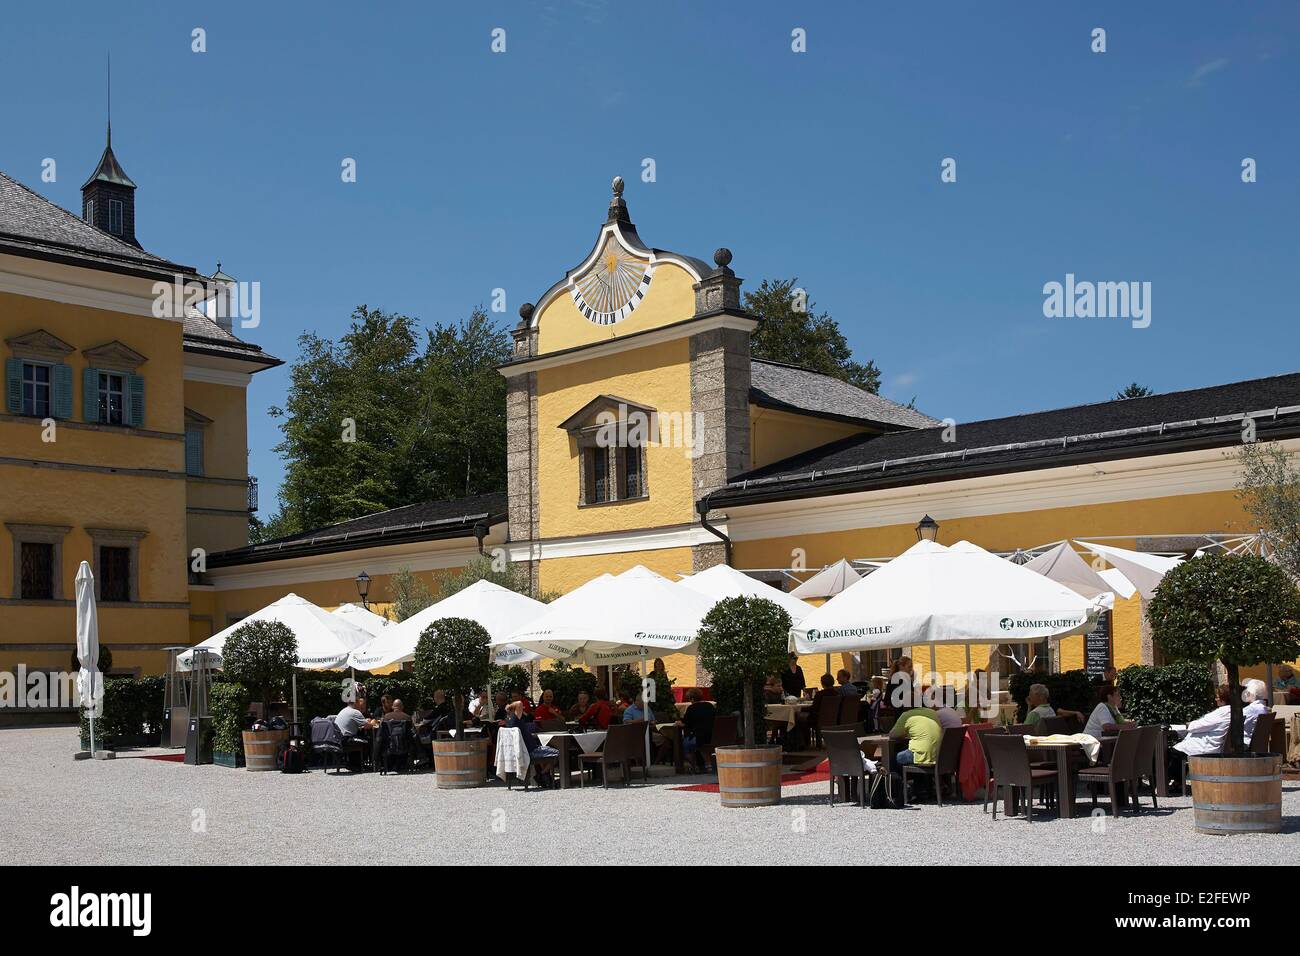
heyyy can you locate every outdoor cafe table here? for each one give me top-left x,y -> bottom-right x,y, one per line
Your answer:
856,733 -> 896,771
536,730 -> 607,789
1018,735 -> 1116,819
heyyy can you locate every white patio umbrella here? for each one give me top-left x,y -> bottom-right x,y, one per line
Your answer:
1021,542 -> 1116,600
790,539 -> 1101,656
348,579 -> 546,672
678,563 -> 815,622
1097,567 -> 1137,600
178,593 -> 372,671
331,602 -> 393,636
74,561 -> 103,756
496,566 -> 716,668
789,558 -> 862,599
1076,541 -> 1182,600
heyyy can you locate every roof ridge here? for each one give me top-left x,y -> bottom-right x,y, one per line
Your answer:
0,168 -> 170,265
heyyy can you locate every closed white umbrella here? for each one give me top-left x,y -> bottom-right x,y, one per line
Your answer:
74,561 -> 103,756
678,563 -> 815,622
790,539 -> 1101,655
789,558 -> 861,600
331,602 -> 393,637
1075,541 -> 1181,600
178,593 -> 372,671
348,579 -> 546,671
496,566 -> 716,667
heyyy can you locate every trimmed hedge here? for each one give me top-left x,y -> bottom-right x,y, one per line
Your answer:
489,665 -> 532,697
210,681 -> 252,755
539,665 -> 598,711
1008,669 -> 1096,721
79,676 -> 165,747
616,666 -> 675,719
1116,660 -> 1215,726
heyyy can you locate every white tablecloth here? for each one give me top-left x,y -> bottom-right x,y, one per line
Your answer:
536,731 -> 607,753
1025,733 -> 1101,765
765,702 -> 809,730
495,726 -> 530,782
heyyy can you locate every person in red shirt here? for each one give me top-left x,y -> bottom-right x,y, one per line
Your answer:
510,690 -> 533,717
534,688 -> 564,722
579,687 -> 613,730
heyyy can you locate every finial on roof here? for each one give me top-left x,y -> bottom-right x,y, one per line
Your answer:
517,302 -> 535,327
713,248 -> 733,269
606,175 -> 629,224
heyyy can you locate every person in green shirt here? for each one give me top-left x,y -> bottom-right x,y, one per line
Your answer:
1024,684 -> 1084,729
889,706 -> 942,771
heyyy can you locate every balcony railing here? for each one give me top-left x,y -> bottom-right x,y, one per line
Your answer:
247,476 -> 259,513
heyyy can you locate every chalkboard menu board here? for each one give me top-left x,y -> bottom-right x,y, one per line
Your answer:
1085,610 -> 1112,677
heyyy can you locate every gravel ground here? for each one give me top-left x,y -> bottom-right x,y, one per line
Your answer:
3,727 -> 1297,865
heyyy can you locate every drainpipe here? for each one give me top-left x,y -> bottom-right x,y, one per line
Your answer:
696,496 -> 732,566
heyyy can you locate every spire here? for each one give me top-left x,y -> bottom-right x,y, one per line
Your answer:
606,175 -> 630,224
81,58 -> 140,248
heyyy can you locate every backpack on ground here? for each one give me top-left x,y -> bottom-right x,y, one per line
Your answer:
278,742 -> 306,774
868,770 -> 905,809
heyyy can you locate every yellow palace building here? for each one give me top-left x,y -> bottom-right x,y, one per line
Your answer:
4,166 -> 1299,686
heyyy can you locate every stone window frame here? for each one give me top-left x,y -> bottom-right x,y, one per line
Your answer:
5,523 -> 71,601
86,527 -> 148,604
562,395 -> 655,509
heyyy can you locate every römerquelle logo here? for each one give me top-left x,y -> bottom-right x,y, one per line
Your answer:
804,625 -> 893,643
632,631 -> 691,645
998,616 -> 1085,632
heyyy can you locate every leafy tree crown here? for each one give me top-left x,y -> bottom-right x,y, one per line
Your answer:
411,616 -> 493,699
1146,553 -> 1300,668
220,620 -> 298,710
697,596 -> 792,686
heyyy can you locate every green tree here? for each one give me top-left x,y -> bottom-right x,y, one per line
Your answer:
436,553 -> 560,603
412,616 -> 493,736
220,620 -> 299,720
1236,441 -> 1300,579
1146,553 -> 1300,754
1115,383 -> 1154,399
388,567 -> 435,622
264,306 -> 509,537
696,596 -> 792,746
744,278 -> 882,393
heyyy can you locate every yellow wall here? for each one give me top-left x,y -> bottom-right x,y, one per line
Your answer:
535,261 -> 697,355
536,338 -> 697,539
750,405 -> 868,469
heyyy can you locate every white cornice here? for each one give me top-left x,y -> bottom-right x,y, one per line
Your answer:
504,522 -> 718,562
183,364 -> 252,387
722,443 -> 1300,541
500,313 -> 757,377
0,256 -> 176,320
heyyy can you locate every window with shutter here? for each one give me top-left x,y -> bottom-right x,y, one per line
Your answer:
127,373 -> 145,427
20,362 -> 51,417
5,358 -> 23,413
97,371 -> 125,426
52,364 -> 72,419
82,367 -> 98,421
185,426 -> 204,476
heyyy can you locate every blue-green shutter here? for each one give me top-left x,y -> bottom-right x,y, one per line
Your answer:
127,373 -> 145,427
52,363 -> 73,419
4,358 -> 22,413
83,367 -> 99,421
185,427 -> 204,476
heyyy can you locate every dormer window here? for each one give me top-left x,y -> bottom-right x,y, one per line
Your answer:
560,395 -> 654,507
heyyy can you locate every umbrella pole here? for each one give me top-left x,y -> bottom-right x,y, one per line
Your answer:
929,644 -> 937,680
824,653 -> 831,678
292,671 -> 299,731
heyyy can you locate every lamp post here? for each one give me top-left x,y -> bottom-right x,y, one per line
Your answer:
915,514 -> 940,542
355,570 -> 371,611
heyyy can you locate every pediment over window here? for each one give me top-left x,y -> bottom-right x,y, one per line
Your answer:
558,394 -> 657,433
184,407 -> 214,426
5,329 -> 75,360
82,340 -> 147,371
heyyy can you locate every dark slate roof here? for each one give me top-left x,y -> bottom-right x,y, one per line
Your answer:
712,371 -> 1300,507
81,140 -> 137,189
750,359 -> 940,430
0,169 -> 192,279
182,308 -> 282,368
208,492 -> 508,567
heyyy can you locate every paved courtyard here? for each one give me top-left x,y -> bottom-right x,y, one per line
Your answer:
3,727 -> 1297,865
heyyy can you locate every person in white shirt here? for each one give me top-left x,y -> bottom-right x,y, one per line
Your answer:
1083,685 -> 1126,740
1242,679 -> 1270,741
1174,685 -> 1233,758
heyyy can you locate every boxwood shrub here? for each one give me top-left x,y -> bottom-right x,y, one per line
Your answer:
210,681 -> 252,755
78,676 -> 165,748
1116,659 -> 1215,726
539,665 -> 598,711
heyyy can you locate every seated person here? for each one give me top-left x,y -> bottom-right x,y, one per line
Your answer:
490,691 -> 510,722
504,700 -> 560,788
1023,683 -> 1084,729
510,689 -> 534,716
534,688 -> 565,723
1083,685 -> 1127,739
622,688 -> 655,723
763,674 -> 785,704
888,705 -> 942,776
1274,664 -> 1300,704
467,689 -> 492,724
932,687 -> 965,730
781,653 -> 807,698
335,699 -> 378,740
383,698 -> 413,723
809,672 -> 838,728
1174,684 -> 1233,757
1243,679 -> 1271,739
422,689 -> 455,734
614,689 -> 635,718
677,689 -> 717,772
836,668 -> 861,698
578,687 -> 613,730
566,690 -> 592,722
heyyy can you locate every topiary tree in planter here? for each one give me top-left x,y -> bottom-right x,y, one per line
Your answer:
697,596 -> 792,746
412,616 -> 492,737
220,620 -> 299,720
1147,553 -> 1300,754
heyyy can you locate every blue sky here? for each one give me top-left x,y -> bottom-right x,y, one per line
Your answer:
2,1 -> 1297,511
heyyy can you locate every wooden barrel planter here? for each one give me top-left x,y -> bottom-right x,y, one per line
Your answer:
433,736 -> 489,789
715,745 -> 783,808
241,729 -> 288,772
1188,753 -> 1283,835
